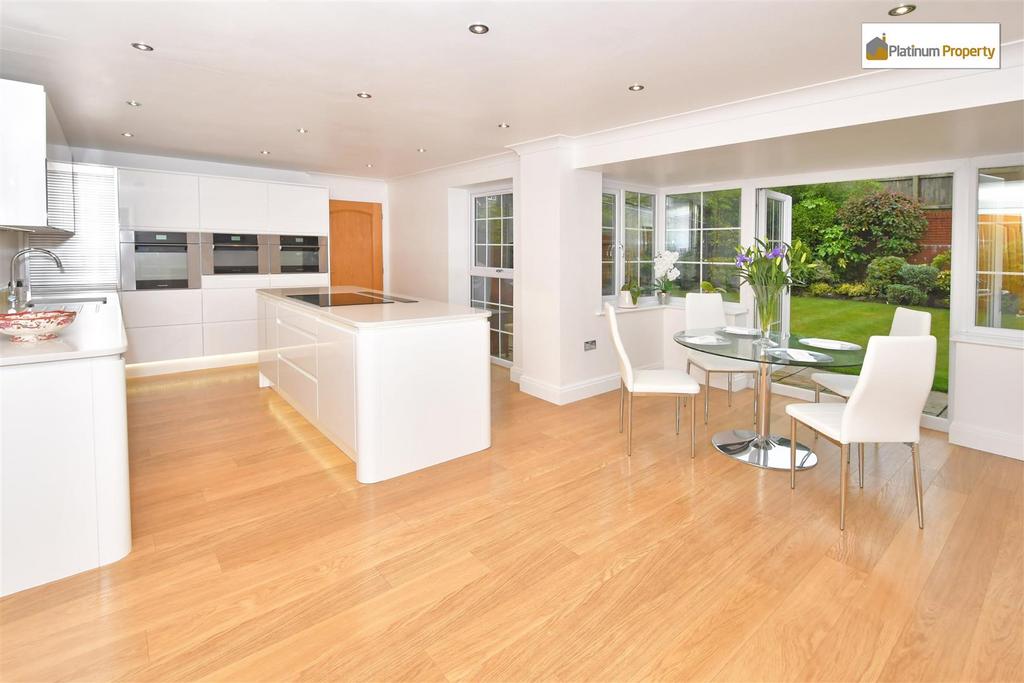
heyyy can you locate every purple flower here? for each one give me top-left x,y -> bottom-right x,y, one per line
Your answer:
766,246 -> 785,259
735,254 -> 753,267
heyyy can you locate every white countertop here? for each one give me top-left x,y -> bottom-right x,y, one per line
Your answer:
258,286 -> 490,328
0,292 -> 128,367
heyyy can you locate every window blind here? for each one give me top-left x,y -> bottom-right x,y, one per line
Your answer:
28,163 -> 119,293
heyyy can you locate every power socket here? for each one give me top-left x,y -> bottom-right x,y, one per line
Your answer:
583,339 -> 597,351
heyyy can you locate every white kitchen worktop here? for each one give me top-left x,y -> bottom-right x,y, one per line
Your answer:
0,292 -> 127,366
257,286 -> 489,328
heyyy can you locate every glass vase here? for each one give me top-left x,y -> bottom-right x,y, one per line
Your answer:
753,287 -> 780,346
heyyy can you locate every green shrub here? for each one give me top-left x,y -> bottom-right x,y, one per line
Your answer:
808,282 -> 835,297
835,282 -> 872,298
1002,291 -> 1021,315
836,190 -> 928,259
866,256 -> 907,294
792,196 -> 838,250
898,264 -> 939,293
933,269 -> 951,296
815,224 -> 865,276
931,249 -> 952,271
700,280 -> 724,294
886,284 -> 927,306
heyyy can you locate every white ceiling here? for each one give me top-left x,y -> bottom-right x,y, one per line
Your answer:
596,102 -> 1024,186
1,1 -> 1021,179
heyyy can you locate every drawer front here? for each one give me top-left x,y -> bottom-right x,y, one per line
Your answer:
203,320 -> 258,356
278,356 -> 317,421
277,303 -> 318,336
203,287 -> 258,323
125,324 -> 203,363
277,320 -> 317,378
120,289 -> 203,328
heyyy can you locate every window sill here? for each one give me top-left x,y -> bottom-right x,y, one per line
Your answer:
950,329 -> 1024,350
596,301 -> 748,316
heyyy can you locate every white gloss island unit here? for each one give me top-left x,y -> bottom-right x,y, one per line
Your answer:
257,287 -> 491,483
0,294 -> 131,596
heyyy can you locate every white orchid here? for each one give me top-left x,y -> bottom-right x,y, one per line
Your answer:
654,251 -> 680,293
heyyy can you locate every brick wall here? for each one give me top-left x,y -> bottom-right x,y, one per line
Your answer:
908,208 -> 952,264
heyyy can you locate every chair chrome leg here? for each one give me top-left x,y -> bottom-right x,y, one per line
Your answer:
690,394 -> 696,458
790,416 -> 797,489
704,372 -> 710,424
675,396 -> 681,435
911,442 -> 924,528
858,443 -> 865,488
619,381 -> 625,434
727,373 -> 733,407
839,443 -> 850,530
813,385 -> 820,440
626,390 -> 633,457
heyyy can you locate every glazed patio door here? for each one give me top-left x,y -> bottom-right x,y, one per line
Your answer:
757,189 -> 793,336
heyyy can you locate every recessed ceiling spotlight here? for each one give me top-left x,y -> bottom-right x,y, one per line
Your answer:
888,4 -> 916,16
130,42 -> 154,52
356,91 -> 372,99
121,131 -> 134,137
498,122 -> 510,128
627,83 -> 645,92
296,127 -> 309,134
468,23 -> 490,34
416,147 -> 427,153
366,163 -> 374,168
259,149 -> 270,155
126,99 -> 142,107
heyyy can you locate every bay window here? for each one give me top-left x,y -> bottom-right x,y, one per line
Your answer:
601,187 -> 656,299
664,188 -> 742,301
975,165 -> 1023,330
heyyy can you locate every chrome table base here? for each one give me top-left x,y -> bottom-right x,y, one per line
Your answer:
711,429 -> 817,470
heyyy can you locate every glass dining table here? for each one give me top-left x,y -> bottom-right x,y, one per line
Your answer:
673,327 -> 866,470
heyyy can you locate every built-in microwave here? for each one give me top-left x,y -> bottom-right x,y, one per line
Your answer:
119,230 -> 201,290
270,235 -> 328,274
201,233 -> 271,275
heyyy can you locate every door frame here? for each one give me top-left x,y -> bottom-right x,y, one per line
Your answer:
756,188 -> 794,336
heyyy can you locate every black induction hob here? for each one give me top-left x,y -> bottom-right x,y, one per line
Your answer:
287,292 -> 418,307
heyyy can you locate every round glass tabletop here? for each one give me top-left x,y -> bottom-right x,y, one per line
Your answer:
673,328 -> 866,369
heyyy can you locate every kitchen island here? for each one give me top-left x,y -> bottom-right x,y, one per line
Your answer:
256,286 -> 491,483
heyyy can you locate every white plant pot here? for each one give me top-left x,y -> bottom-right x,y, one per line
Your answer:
618,291 -> 637,308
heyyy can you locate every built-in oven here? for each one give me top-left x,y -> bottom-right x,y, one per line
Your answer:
201,233 -> 271,275
119,230 -> 201,290
270,235 -> 328,274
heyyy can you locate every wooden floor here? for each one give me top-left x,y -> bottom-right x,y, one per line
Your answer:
1,365 -> 1021,682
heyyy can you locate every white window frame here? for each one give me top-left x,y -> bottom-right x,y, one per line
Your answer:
469,186 -> 514,367
601,180 -> 660,304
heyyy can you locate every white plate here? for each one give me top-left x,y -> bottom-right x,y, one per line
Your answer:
681,335 -> 729,346
766,348 -> 833,363
799,337 -> 862,351
721,326 -> 761,337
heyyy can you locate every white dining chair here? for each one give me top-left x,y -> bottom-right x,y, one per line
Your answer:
810,306 -> 932,403
606,303 -> 700,458
684,293 -> 759,424
786,335 -> 937,530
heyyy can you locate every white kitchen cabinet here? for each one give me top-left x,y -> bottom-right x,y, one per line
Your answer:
258,297 -> 278,387
277,317 -> 317,378
268,183 -> 329,235
203,320 -> 258,356
0,79 -> 47,229
201,274 -> 270,290
202,286 -> 259,323
199,177 -> 268,232
277,356 -> 317,421
125,324 -> 204,363
316,320 -> 357,454
120,289 -> 203,328
269,273 -> 330,288
117,169 -> 199,229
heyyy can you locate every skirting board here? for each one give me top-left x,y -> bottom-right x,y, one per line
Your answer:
126,351 -> 257,378
949,422 -> 1024,461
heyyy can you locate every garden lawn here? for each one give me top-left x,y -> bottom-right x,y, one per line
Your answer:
791,296 -> 949,392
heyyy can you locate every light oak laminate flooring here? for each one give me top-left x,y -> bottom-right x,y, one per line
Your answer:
1,365 -> 1020,682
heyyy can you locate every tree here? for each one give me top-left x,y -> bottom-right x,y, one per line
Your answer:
835,190 -> 927,275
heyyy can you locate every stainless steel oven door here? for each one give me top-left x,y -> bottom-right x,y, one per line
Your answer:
201,234 -> 271,275
119,230 -> 201,290
269,235 -> 327,273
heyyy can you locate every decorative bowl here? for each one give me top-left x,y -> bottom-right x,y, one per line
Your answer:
0,309 -> 77,342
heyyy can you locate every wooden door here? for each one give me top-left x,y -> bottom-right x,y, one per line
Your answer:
329,200 -> 383,289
